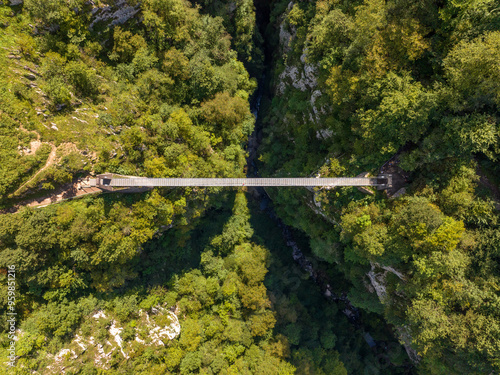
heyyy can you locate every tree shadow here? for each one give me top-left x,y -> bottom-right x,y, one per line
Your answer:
127,191 -> 237,289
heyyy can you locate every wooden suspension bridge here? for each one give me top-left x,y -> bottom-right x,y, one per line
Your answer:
81,173 -> 393,191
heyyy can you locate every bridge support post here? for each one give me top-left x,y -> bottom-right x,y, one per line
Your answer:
96,174 -> 115,191
376,174 -> 393,190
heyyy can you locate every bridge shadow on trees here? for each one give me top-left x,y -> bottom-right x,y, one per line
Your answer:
131,192 -> 236,289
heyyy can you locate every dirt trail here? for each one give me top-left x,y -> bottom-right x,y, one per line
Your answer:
14,125 -> 78,198
18,122 -> 39,138
12,143 -> 57,196
18,123 -> 43,155
2,122 -> 105,212
3,180 -> 103,214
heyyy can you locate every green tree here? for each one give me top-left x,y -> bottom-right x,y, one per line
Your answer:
443,31 -> 500,111
109,27 -> 147,63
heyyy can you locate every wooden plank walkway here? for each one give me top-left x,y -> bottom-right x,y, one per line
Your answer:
104,177 -> 383,187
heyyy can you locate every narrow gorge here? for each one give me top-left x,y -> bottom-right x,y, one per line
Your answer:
1,0 -> 500,374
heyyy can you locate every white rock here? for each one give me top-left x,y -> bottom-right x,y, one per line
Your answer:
277,58 -> 318,95
316,129 -> 333,140
135,336 -> 146,344
74,334 -> 87,351
90,0 -> 140,30
109,320 -> 129,359
143,307 -> 181,345
92,310 -> 107,319
53,348 -> 77,364
367,265 -> 388,302
72,116 -> 88,124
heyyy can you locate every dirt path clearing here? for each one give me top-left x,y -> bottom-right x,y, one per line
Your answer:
12,143 -> 57,196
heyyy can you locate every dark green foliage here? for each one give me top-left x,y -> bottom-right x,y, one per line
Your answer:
2,0 -> 500,374
192,0 -> 265,76
4,193 -> 299,374
257,0 -> 500,373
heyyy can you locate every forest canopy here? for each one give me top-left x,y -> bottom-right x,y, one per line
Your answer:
258,0 -> 500,373
0,0 -> 500,374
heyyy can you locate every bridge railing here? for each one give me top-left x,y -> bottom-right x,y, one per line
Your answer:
92,174 -> 392,190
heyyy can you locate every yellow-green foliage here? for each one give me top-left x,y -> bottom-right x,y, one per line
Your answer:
0,0 -> 256,206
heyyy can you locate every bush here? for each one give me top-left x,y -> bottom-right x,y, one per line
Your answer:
121,326 -> 136,342
65,61 -> 100,98
44,76 -> 71,106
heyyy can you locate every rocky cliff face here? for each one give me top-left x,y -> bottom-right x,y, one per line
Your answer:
43,305 -> 180,373
89,0 -> 140,31
275,2 -> 331,139
367,263 -> 420,363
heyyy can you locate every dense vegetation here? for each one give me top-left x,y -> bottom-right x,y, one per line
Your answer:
1,193 -> 303,374
1,0 -> 500,373
0,0 -> 255,207
0,0 -> 276,373
258,0 -> 500,373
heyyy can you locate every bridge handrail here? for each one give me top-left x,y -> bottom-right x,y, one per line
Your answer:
92,174 -> 392,189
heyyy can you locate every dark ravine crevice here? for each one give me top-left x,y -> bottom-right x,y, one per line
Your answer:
248,0 -> 362,324
247,2 -> 414,370
253,0 -> 273,65
247,0 -> 363,331
247,0 -> 272,176
260,196 -> 362,325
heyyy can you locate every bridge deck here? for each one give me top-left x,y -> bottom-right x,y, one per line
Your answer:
103,177 -> 383,187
